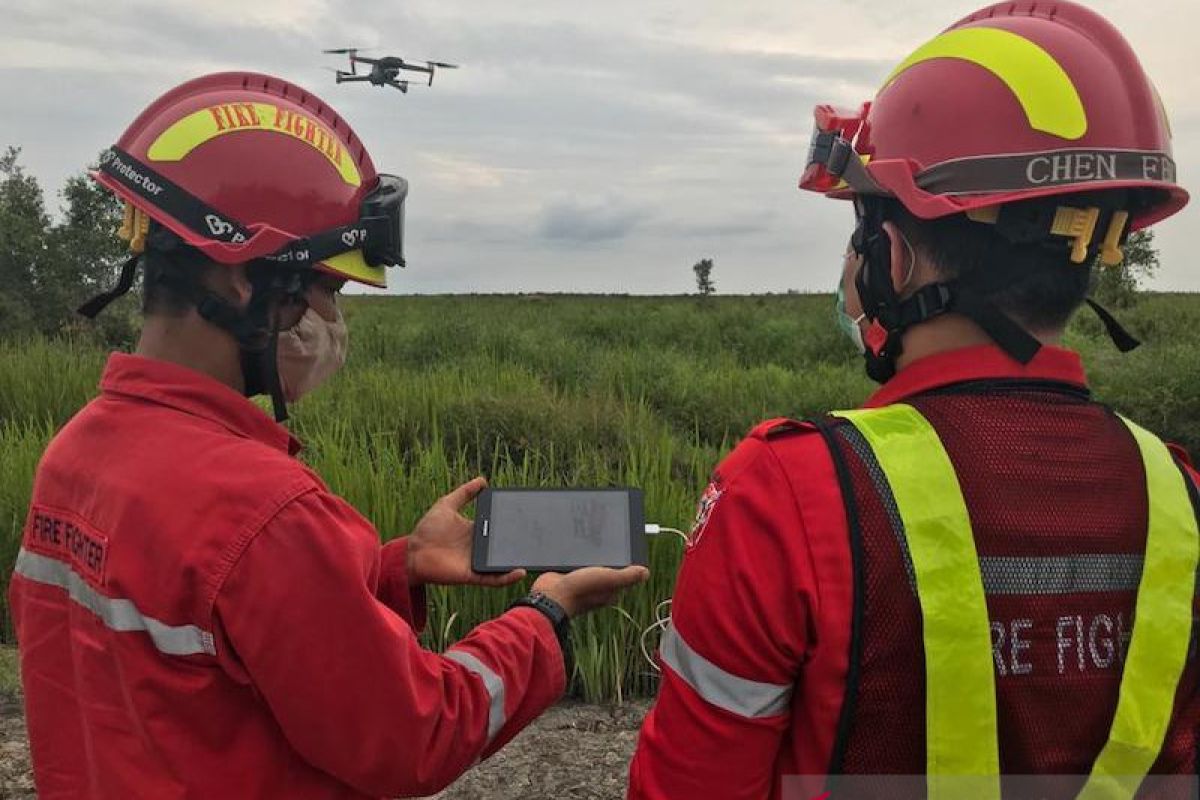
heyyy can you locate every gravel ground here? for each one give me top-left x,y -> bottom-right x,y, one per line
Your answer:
0,695 -> 33,799
0,692 -> 650,800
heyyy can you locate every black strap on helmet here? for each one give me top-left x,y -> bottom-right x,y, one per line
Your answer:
95,147 -> 406,271
1085,299 -> 1141,353
808,129 -> 888,196
80,225 -> 305,422
77,254 -> 141,319
850,198 -> 1004,383
154,255 -> 303,422
850,196 -> 1128,383
97,147 -> 253,247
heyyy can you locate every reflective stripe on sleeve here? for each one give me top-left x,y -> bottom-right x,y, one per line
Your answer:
444,649 -> 506,743
13,548 -> 215,656
658,623 -> 792,719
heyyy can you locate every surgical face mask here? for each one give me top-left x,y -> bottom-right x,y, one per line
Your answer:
836,282 -> 867,354
276,306 -> 348,403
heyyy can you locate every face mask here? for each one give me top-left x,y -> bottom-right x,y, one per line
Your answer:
276,306 -> 348,402
836,282 -> 867,354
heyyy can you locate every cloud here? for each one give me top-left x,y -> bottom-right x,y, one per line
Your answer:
2,0 -> 1198,293
417,151 -> 526,190
539,197 -> 646,244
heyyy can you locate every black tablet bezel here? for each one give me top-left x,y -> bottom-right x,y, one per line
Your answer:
472,487 -> 646,573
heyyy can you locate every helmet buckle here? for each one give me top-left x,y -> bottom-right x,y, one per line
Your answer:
1099,210 -> 1130,266
1050,206 -> 1100,263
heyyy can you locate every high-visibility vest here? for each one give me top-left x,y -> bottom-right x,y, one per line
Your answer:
832,404 -> 1200,800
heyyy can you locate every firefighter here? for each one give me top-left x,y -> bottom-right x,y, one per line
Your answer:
629,3 -> 1197,799
8,72 -> 647,799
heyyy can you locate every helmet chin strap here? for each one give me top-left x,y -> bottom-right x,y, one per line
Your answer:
234,272 -> 295,423
79,225 -> 305,422
852,199 -> 1046,383
156,264 -> 299,422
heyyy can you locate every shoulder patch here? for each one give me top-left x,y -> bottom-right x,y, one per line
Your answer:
688,436 -> 764,548
688,480 -> 724,548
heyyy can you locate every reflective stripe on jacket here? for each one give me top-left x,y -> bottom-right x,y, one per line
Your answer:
9,353 -> 566,799
629,345 -> 1200,800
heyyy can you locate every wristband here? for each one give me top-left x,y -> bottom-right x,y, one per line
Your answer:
509,591 -> 572,663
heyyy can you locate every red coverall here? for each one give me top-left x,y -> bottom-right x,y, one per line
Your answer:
628,344 -> 1200,800
8,353 -> 565,799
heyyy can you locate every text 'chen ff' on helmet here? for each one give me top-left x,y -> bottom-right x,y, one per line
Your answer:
800,0 -> 1186,237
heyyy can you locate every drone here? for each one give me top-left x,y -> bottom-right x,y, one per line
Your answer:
323,48 -> 458,93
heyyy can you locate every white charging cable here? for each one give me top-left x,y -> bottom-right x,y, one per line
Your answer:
645,523 -> 689,545
637,523 -> 686,673
640,598 -> 674,674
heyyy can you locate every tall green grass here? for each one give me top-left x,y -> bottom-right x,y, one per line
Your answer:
2,293 -> 1199,701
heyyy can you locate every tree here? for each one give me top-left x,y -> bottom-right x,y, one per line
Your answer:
1091,229 -> 1159,308
0,147 -> 51,333
0,148 -> 130,342
693,258 -> 714,297
52,162 -> 134,343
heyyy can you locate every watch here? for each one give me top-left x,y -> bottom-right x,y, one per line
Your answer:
509,591 -> 572,661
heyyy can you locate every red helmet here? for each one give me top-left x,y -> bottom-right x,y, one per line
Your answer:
92,72 -> 404,288
800,1 -> 1186,232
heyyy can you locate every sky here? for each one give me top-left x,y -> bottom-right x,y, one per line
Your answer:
2,0 -> 1198,295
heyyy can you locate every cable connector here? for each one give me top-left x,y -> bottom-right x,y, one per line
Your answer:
645,523 -> 688,544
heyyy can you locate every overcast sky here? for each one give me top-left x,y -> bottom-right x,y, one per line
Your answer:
3,0 -> 1198,294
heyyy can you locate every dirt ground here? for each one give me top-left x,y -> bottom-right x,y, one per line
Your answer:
0,694 -> 33,800
0,692 -> 650,800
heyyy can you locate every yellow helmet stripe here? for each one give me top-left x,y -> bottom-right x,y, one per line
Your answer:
882,27 -> 1087,141
320,249 -> 387,288
146,102 -> 362,187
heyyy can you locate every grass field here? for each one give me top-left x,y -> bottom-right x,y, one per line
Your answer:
3,293 -> 1200,702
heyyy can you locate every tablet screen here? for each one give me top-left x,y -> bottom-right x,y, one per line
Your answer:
484,490 -> 632,569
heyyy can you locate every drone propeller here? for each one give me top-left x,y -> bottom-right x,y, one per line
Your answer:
424,60 -> 458,69
322,47 -> 369,54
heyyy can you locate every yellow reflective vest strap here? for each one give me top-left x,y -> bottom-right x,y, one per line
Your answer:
1077,417 -> 1200,800
832,405 -> 1199,800
831,404 -> 1002,800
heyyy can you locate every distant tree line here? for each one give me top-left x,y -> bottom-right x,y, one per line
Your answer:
0,146 -> 1163,346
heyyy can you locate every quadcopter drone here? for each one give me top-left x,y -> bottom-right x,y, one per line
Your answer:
323,48 -> 458,93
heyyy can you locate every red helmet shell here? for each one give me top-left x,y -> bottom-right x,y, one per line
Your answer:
806,1 -> 1186,230
93,72 -> 387,287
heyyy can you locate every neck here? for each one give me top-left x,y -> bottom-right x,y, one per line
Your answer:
136,313 -> 245,393
893,312 -> 1061,372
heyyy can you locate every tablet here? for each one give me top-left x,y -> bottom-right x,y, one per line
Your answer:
472,488 -> 647,573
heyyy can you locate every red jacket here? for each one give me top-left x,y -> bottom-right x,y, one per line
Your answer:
9,354 -> 565,799
628,345 -> 1200,800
